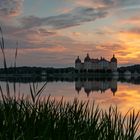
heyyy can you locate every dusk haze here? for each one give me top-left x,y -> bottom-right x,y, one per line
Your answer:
1,0 -> 140,139
0,0 -> 140,67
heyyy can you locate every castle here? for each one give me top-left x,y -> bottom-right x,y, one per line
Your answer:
75,54 -> 117,72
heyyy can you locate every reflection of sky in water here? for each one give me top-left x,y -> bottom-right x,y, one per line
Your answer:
1,81 -> 140,114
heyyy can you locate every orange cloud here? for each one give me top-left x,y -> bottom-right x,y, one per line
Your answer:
25,46 -> 67,53
76,0 -> 113,8
57,7 -> 73,14
72,32 -> 81,37
45,46 -> 67,53
119,30 -> 140,47
121,17 -> 140,26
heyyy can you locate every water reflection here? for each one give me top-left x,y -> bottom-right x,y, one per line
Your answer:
1,77 -> 140,114
75,79 -> 117,96
1,76 -> 140,97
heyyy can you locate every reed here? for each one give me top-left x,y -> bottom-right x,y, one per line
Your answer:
0,26 -> 7,70
0,97 -> 140,140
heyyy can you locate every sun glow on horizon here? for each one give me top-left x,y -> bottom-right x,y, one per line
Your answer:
0,0 -> 139,67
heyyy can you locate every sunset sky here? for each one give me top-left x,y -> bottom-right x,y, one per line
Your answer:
0,0 -> 140,67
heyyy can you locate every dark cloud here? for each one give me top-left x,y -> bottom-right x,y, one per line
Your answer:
79,0 -> 140,8
117,0 -> 140,7
93,0 -> 115,7
0,25 -> 57,50
98,44 -> 124,50
98,0 -> 133,7
2,23 -> 56,38
38,28 -> 56,36
13,28 -> 56,39
127,27 -> 140,35
0,0 -> 24,17
20,7 -> 107,29
120,27 -> 140,35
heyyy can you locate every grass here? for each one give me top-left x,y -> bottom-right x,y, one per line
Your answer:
0,96 -> 140,140
0,27 -> 140,140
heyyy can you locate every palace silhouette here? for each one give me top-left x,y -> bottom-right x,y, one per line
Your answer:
75,54 -> 117,72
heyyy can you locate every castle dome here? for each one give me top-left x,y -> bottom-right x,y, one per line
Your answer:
84,53 -> 90,62
75,56 -> 81,63
111,54 -> 117,63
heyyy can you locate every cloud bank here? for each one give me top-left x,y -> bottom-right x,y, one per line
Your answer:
0,0 -> 24,17
20,7 -> 107,29
0,0 -> 139,67
77,0 -> 140,9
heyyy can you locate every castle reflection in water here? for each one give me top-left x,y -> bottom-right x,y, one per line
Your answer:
75,79 -> 117,96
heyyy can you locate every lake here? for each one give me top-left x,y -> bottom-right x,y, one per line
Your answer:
1,76 -> 140,114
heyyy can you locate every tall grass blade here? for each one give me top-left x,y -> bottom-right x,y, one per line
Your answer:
0,26 -> 7,69
14,42 -> 18,68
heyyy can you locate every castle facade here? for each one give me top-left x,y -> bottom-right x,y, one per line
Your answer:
75,54 -> 117,72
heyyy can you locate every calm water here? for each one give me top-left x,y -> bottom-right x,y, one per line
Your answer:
1,77 -> 140,114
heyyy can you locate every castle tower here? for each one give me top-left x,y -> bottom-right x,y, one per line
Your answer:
84,53 -> 92,70
110,54 -> 117,71
75,56 -> 82,70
